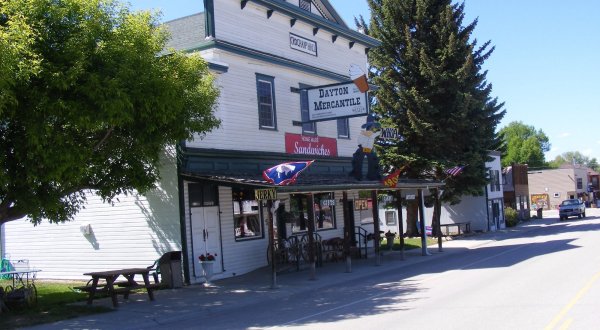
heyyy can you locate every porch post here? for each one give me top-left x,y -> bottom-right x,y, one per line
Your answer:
371,190 -> 381,266
395,191 -> 405,260
267,199 -> 277,288
418,189 -> 431,256
307,194 -> 317,280
342,191 -> 352,273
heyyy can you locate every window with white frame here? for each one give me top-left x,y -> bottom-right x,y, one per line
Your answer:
337,118 -> 349,139
385,210 -> 397,226
489,170 -> 500,191
256,74 -> 276,130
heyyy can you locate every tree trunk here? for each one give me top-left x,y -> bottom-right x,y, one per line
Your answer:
405,200 -> 419,237
431,195 -> 442,237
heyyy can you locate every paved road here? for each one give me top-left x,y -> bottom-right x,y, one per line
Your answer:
32,208 -> 600,329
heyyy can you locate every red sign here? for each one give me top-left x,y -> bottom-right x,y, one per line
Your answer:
285,133 -> 338,157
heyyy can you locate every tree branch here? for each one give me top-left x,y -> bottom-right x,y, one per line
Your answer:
93,126 -> 114,152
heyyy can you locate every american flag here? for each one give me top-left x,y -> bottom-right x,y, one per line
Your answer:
445,165 -> 465,177
263,160 -> 314,186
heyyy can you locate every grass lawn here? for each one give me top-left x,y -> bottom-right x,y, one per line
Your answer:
0,280 -> 112,330
389,237 -> 439,250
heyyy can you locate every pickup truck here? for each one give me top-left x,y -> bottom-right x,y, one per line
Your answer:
558,199 -> 586,220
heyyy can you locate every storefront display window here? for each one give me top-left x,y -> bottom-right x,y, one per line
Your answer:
289,193 -> 336,233
232,187 -> 264,241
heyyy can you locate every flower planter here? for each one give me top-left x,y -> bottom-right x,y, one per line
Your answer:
199,261 -> 215,286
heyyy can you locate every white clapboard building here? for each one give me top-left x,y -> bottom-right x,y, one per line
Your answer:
1,0 -> 442,284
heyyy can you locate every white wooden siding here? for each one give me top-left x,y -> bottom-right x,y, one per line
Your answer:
215,1 -> 367,75
188,50 -> 365,157
2,152 -> 181,280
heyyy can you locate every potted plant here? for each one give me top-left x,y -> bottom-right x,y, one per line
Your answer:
384,230 -> 396,250
198,253 -> 216,286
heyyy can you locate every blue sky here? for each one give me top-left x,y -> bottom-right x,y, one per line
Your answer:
126,0 -> 600,163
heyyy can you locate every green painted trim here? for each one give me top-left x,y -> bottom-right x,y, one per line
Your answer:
248,0 -> 380,47
208,62 -> 229,73
184,40 -> 348,81
203,0 -> 216,38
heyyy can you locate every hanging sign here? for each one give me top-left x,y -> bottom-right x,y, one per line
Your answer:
255,188 -> 276,201
307,81 -> 368,122
354,199 -> 369,210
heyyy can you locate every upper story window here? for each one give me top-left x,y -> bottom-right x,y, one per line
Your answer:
256,74 -> 277,130
299,0 -> 311,12
489,169 -> 500,192
337,118 -> 350,139
577,178 -> 583,189
299,85 -> 316,135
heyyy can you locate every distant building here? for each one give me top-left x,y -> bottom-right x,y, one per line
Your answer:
528,164 -> 590,209
503,163 -> 530,220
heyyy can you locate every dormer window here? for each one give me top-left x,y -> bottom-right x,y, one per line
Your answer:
299,0 -> 311,12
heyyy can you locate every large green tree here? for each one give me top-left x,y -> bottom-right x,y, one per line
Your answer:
362,0 -> 505,235
498,121 -> 550,168
0,0 -> 220,225
549,151 -> 599,171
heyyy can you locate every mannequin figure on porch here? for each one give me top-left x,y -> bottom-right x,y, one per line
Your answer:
350,114 -> 381,180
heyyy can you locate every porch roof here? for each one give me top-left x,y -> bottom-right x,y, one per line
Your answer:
180,171 -> 443,193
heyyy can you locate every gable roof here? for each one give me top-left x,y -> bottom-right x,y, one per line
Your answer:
164,13 -> 206,51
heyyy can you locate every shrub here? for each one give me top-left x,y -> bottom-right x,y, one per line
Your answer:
504,207 -> 518,227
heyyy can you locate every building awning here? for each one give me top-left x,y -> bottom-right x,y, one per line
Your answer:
180,147 -> 444,193
180,171 -> 443,193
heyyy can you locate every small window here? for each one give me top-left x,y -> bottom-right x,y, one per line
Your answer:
337,118 -> 350,139
300,85 -> 316,135
189,183 -> 218,207
553,192 -> 560,198
577,178 -> 583,189
256,74 -> 277,130
385,211 -> 397,226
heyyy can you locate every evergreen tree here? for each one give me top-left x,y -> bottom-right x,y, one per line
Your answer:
361,0 -> 505,235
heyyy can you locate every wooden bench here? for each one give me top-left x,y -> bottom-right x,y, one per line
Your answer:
440,222 -> 471,237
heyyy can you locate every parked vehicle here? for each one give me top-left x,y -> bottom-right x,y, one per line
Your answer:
558,199 -> 586,220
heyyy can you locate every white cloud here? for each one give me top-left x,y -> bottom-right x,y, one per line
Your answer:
559,132 -> 571,138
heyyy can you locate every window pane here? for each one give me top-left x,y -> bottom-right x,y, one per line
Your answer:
337,118 -> 349,138
300,89 -> 315,134
257,79 -> 275,129
233,188 -> 264,240
385,211 -> 396,225
289,193 -> 336,233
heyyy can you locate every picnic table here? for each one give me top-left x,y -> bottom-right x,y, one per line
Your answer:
79,267 -> 157,308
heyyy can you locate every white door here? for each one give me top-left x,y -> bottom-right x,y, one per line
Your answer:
191,206 -> 222,277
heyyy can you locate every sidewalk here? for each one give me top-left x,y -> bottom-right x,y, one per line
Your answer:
28,216 -> 558,330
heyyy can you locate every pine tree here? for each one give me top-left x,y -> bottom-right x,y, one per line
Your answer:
361,0 -> 505,235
